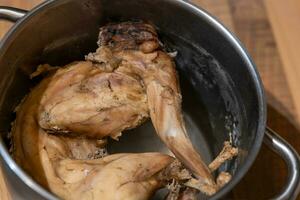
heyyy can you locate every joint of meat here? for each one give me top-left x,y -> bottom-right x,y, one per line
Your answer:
11,75 -> 175,199
162,141 -> 238,198
89,21 -> 218,189
34,22 -> 217,190
11,21 -> 239,200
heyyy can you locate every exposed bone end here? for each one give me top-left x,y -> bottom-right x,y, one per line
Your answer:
217,172 -> 232,188
160,161 -> 216,196
209,141 -> 238,172
182,172 -> 232,197
161,140 -> 239,197
184,178 -> 217,196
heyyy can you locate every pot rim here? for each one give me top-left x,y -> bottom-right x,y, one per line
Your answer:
0,0 -> 267,199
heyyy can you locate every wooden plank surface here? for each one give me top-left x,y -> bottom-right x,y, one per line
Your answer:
198,0 -> 300,199
264,0 -> 300,125
0,1 -> 42,199
197,0 -> 299,128
0,0 -> 41,38
192,0 -> 235,32
0,0 -> 300,199
0,164 -> 11,200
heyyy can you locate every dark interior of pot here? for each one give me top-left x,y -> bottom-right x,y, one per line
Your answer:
0,0 -> 265,199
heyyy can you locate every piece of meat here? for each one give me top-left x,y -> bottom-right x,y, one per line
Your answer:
37,22 -> 216,192
11,61 -> 237,200
38,61 -> 149,139
12,75 -> 174,200
12,74 -> 109,187
13,21 -> 238,199
89,21 -> 217,191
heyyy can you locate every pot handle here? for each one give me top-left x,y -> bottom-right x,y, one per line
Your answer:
0,6 -> 27,22
264,127 -> 300,200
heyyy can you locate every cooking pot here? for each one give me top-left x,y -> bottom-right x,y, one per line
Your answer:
0,0 -> 299,199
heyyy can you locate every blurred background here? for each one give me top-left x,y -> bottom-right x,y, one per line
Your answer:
0,0 -> 299,199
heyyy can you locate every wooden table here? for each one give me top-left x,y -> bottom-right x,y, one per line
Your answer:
1,0 -> 300,199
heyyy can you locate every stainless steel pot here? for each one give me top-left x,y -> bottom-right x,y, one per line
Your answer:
0,0 -> 299,199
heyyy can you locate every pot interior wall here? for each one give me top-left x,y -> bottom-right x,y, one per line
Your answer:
0,0 -> 264,199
